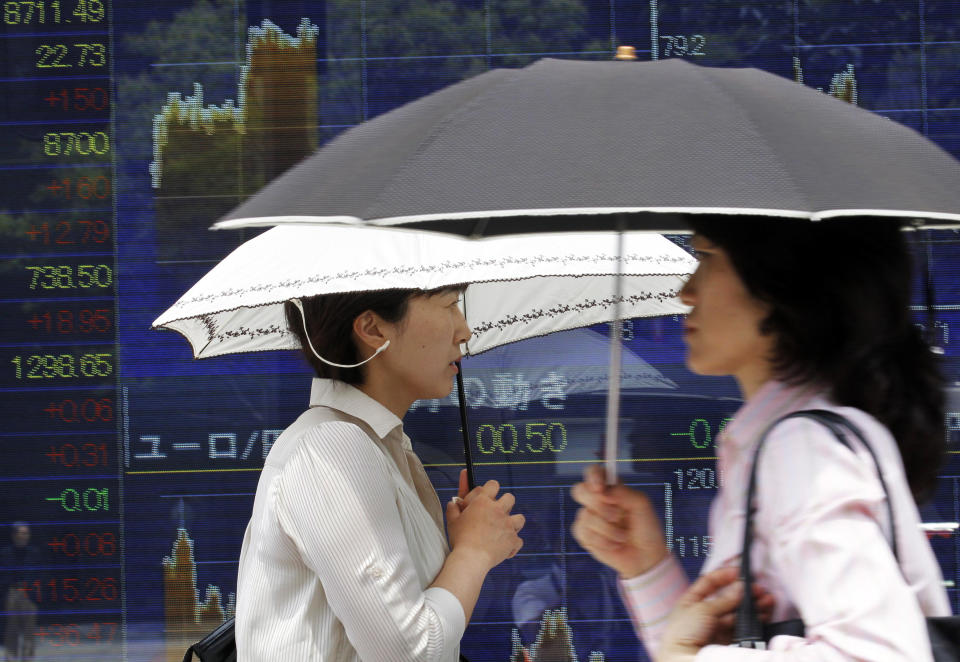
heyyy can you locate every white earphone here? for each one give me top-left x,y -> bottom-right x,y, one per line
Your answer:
291,298 -> 390,368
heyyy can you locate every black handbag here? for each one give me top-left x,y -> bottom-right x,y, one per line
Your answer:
732,409 -> 960,660
182,617 -> 236,662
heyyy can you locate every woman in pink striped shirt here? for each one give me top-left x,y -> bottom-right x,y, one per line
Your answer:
571,217 -> 950,661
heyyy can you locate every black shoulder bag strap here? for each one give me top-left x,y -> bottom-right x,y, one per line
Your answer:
733,409 -> 886,647
731,409 -> 960,659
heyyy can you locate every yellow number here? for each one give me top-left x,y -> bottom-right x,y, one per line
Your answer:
35,44 -> 69,68
525,423 -> 548,453
476,424 -> 497,454
4,1 -> 20,23
43,133 -> 60,155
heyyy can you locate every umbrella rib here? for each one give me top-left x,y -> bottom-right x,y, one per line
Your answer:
692,66 -> 812,211
362,68 -> 524,220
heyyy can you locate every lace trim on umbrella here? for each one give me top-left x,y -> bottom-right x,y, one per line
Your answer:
166,253 -> 692,312
470,290 -> 681,335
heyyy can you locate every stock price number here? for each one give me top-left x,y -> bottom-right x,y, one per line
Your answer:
47,531 -> 116,558
4,0 -> 104,24
45,486 -> 109,512
17,576 -> 118,604
28,309 -> 112,335
27,219 -> 110,245
672,534 -> 712,559
43,131 -> 110,157
26,264 -> 112,289
34,622 -> 119,648
673,466 -> 719,490
36,42 -> 106,69
45,442 -> 109,468
476,422 -> 568,455
47,176 -> 111,200
44,397 -> 113,423
670,417 -> 732,450
11,352 -> 113,379
660,35 -> 707,57
44,87 -> 109,112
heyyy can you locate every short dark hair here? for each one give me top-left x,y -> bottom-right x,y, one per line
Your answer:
688,215 -> 945,502
284,285 -> 467,386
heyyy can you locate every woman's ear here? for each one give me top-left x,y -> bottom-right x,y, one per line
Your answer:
352,311 -> 390,355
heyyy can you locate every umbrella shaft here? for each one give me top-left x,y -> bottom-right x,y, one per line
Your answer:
456,364 -> 476,490
604,229 -> 626,485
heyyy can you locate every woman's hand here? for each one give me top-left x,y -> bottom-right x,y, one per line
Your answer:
709,572 -> 776,646
656,567 -> 746,662
433,470 -> 524,624
446,473 -> 524,571
570,465 -> 669,578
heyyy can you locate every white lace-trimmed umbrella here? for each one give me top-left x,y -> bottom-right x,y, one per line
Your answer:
155,224 -> 692,357
153,223 -> 695,485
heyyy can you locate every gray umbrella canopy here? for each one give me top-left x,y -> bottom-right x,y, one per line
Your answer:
218,57 -> 960,235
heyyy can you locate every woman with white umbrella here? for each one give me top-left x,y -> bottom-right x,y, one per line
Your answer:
235,286 -> 525,661
571,217 -> 952,661
153,223 -> 694,660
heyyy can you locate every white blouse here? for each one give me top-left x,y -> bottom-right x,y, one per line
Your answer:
236,379 -> 465,661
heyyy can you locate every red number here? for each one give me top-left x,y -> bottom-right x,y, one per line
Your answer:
48,533 -> 117,557
73,87 -> 108,111
45,445 -> 66,465
54,220 -> 73,244
18,581 -> 40,602
62,578 -> 79,602
100,533 -> 116,556
44,88 -> 109,112
82,442 -> 107,466
47,176 -> 110,200
84,577 -> 117,601
36,622 -> 117,645
44,398 -> 113,423
56,310 -> 74,333
26,222 -> 50,243
78,308 -> 111,333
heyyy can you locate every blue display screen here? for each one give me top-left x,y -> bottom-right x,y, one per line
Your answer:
2,1 -> 959,660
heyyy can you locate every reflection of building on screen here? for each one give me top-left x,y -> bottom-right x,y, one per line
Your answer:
150,18 -> 319,257
793,56 -> 857,105
162,528 -> 234,662
510,608 -> 605,662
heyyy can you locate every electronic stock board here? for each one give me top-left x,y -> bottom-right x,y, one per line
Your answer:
2,1 -> 960,660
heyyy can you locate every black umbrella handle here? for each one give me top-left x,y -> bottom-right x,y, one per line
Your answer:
455,363 -> 476,491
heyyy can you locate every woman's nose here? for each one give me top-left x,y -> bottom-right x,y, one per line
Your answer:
678,270 -> 697,306
455,306 -> 472,344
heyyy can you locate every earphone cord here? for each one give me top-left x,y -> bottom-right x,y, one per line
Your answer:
291,298 -> 389,369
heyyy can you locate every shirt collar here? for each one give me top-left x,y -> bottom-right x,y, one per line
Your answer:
721,379 -> 825,451
309,378 -> 404,441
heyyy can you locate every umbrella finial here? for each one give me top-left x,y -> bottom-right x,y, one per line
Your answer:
614,45 -> 637,60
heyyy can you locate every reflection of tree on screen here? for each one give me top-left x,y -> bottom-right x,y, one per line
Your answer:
148,12 -> 320,260
119,0 -> 601,259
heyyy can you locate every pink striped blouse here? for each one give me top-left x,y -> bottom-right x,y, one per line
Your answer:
619,380 -> 950,661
